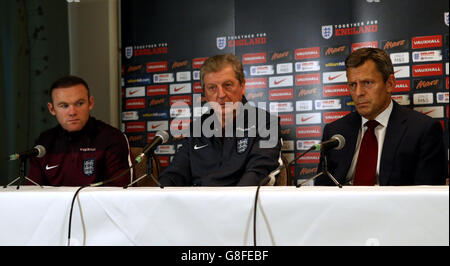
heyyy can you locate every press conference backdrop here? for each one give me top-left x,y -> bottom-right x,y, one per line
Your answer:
120,0 -> 449,185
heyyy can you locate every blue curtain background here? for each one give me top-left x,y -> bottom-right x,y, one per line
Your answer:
0,0 -> 70,185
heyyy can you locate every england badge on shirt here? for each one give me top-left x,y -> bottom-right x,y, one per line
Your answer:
237,138 -> 249,154
83,158 -> 95,176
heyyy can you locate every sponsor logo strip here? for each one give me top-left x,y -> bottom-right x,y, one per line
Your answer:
147,85 -> 168,96
412,35 -> 442,49
391,95 -> 410,105
126,122 -> 146,133
394,80 -> 411,92
296,73 -> 321,85
413,93 -> 434,105
269,88 -> 294,100
245,77 -> 267,89
413,106 -> 444,118
146,61 -> 168,73
296,126 -> 322,138
242,52 -> 267,64
323,111 -> 350,124
412,63 -> 443,77
297,152 -> 320,164
279,114 -> 294,125
125,98 -> 145,109
323,84 -> 349,97
351,41 -> 378,52
296,112 -> 321,125
322,71 -> 347,84
295,47 -> 320,60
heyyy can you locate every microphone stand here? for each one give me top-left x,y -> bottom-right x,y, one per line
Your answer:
296,153 -> 342,188
3,158 -> 43,189
67,151 -> 163,245
253,145 -> 315,246
123,155 -> 164,189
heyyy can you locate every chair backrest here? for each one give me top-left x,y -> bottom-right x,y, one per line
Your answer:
129,147 -> 161,186
275,153 -> 293,186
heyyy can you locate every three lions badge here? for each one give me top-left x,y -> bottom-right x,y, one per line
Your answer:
83,158 -> 95,176
237,138 -> 249,154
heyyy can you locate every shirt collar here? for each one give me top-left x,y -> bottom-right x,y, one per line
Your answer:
361,100 -> 393,129
60,116 -> 96,140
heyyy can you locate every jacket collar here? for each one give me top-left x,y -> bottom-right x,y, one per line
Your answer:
59,116 -> 96,142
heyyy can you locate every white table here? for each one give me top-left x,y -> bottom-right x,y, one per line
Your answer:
0,186 -> 448,246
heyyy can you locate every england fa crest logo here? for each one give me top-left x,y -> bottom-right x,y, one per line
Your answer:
217,37 -> 226,50
125,46 -> 133,59
322,25 -> 333,39
83,158 -> 95,177
237,138 -> 249,154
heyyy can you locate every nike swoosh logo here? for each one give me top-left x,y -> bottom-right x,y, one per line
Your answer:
129,89 -> 141,95
328,74 -> 344,81
274,79 -> 286,85
423,110 -> 434,115
194,144 -> 208,150
151,123 -> 163,129
301,116 -> 314,122
394,70 -> 402,74
174,86 -> 185,92
46,164 -> 58,170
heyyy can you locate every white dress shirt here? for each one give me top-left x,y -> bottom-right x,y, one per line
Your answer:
345,100 -> 393,185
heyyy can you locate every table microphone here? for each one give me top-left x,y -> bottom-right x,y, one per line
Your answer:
135,130 -> 169,163
6,145 -> 46,161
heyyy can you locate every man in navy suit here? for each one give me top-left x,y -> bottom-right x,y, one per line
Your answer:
315,48 -> 447,186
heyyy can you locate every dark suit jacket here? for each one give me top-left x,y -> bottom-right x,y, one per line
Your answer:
315,101 -> 447,185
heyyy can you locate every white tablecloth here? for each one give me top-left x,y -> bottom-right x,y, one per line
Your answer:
0,185 -> 448,246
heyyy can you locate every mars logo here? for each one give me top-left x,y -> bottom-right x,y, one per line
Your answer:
322,25 -> 333,39
271,51 -> 291,61
413,78 -> 441,90
125,46 -> 133,59
299,167 -> 317,176
382,39 -> 408,51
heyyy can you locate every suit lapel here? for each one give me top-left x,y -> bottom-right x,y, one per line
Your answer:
379,102 -> 408,185
336,112 -> 360,183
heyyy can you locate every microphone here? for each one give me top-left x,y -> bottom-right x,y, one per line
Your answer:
134,130 -> 169,163
89,131 -> 169,188
261,144 -> 318,186
6,145 -> 46,161
263,134 -> 346,186
313,134 -> 345,151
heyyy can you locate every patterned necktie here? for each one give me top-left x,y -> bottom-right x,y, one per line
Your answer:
353,120 -> 379,186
